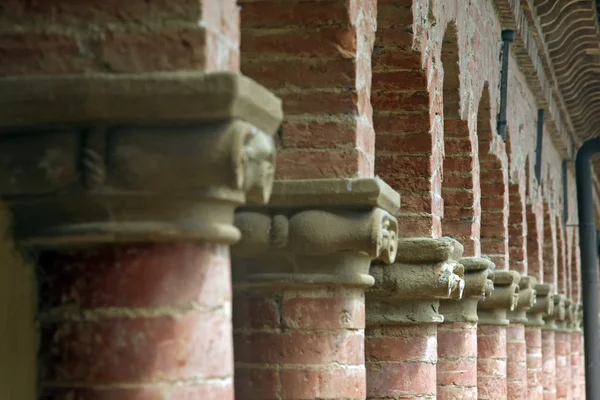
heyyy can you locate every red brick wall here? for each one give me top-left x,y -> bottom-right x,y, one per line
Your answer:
240,0 -> 376,179
0,0 -> 239,74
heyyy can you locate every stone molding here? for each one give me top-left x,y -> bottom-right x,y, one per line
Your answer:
231,178 -> 400,289
525,283 -> 555,327
0,72 -> 283,247
439,257 -> 495,323
507,276 -> 538,324
367,237 -> 466,326
543,294 -> 566,331
477,270 -> 521,326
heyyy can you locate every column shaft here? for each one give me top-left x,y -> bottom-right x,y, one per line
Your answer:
507,324 -> 527,399
38,243 -> 233,399
437,322 -> 478,399
526,327 -> 544,400
234,286 -> 366,399
477,325 -> 508,400
555,331 -> 572,399
542,330 -> 556,400
366,325 -> 437,399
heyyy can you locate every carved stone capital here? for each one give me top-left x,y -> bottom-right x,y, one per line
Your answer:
525,283 -> 555,327
571,303 -> 583,333
439,257 -> 495,323
367,237 -> 465,326
0,72 -> 283,247
232,178 -> 400,290
507,276 -> 538,324
559,298 -> 575,333
478,270 -> 521,326
544,294 -> 566,331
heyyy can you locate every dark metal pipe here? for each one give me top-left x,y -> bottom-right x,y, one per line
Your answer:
575,137 -> 600,399
535,109 -> 544,182
497,30 -> 515,141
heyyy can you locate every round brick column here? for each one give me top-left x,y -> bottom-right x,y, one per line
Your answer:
438,257 -> 494,400
526,326 -> 544,400
542,295 -> 566,400
555,300 -> 574,400
0,73 -> 282,399
231,183 -> 400,400
525,283 -> 555,400
506,276 -> 537,400
477,270 -> 520,400
571,330 -> 584,400
570,305 -> 584,400
366,238 -> 465,400
38,243 -> 233,399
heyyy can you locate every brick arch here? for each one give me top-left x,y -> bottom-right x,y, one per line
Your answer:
373,1 -> 441,238
542,204 -> 557,288
507,147 -> 527,275
556,217 -> 568,296
440,22 -> 480,256
478,84 -> 509,270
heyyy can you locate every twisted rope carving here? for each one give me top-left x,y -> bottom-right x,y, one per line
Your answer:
80,128 -> 107,190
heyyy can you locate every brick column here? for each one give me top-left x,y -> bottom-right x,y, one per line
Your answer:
525,284 -> 555,400
437,257 -> 494,400
477,270 -> 521,400
232,178 -> 400,400
570,305 -> 584,400
0,73 -> 282,398
542,295 -> 566,400
507,276 -> 538,400
555,299 -> 574,400
366,237 -> 465,400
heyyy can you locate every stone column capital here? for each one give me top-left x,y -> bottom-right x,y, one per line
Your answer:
560,298 -> 576,332
507,275 -> 538,324
544,294 -> 566,331
232,178 -> 400,289
525,283 -> 555,326
367,237 -> 465,326
478,270 -> 521,326
439,256 -> 495,323
0,72 -> 283,247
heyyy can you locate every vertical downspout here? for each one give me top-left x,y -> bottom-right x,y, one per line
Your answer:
497,30 -> 515,141
575,137 -> 600,399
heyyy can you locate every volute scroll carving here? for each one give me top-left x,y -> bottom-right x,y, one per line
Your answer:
0,72 -> 283,247
477,270 -> 521,326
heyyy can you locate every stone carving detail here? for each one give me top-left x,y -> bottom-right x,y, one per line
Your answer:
544,294 -> 566,331
439,256 -> 495,323
234,208 -> 398,262
231,177 -> 401,289
367,237 -> 466,325
507,275 -> 538,324
525,283 -> 555,326
80,128 -> 107,190
0,72 -> 283,246
478,270 -> 521,325
235,125 -> 276,204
